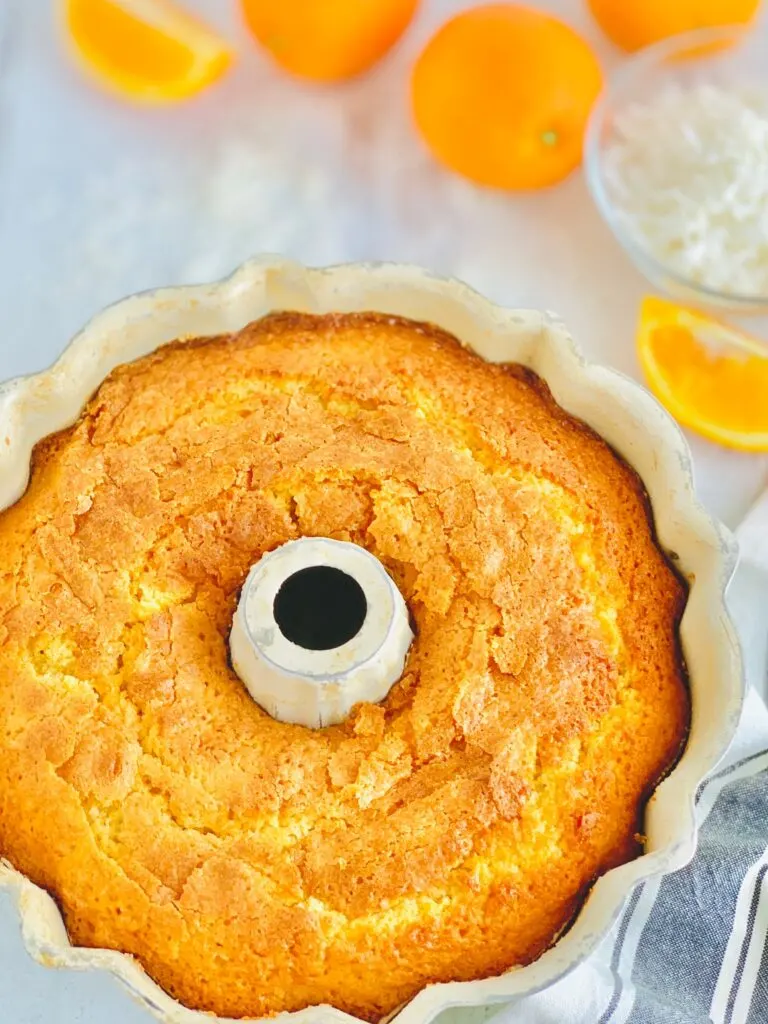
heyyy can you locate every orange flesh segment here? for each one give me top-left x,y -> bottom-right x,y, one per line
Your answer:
64,0 -> 233,102
637,297 -> 768,451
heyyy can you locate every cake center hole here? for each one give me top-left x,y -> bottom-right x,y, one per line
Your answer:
273,566 -> 368,651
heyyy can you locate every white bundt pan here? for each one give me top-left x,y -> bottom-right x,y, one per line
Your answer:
0,258 -> 743,1024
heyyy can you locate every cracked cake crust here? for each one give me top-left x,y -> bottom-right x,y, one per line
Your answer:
0,312 -> 688,1020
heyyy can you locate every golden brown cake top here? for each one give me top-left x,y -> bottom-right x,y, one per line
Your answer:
0,312 -> 688,1021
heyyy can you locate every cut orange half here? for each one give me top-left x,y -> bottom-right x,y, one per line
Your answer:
637,296 -> 768,452
62,0 -> 234,104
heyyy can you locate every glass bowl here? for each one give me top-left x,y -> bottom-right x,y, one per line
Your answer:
585,25 -> 768,314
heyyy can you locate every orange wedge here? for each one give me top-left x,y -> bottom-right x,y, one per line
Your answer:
62,0 -> 233,104
637,296 -> 768,452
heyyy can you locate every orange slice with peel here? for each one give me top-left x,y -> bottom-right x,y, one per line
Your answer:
62,0 -> 233,104
637,296 -> 768,452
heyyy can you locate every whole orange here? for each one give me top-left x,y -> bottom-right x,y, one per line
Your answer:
411,4 -> 603,191
241,0 -> 419,82
587,0 -> 761,52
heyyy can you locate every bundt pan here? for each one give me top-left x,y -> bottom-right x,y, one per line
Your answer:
0,258 -> 743,1024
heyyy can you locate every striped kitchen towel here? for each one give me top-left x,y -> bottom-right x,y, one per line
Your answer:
497,490 -> 768,1024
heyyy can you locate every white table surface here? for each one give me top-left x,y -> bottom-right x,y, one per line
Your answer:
0,1 -> 766,1022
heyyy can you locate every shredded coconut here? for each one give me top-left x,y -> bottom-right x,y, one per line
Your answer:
602,83 -> 768,298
